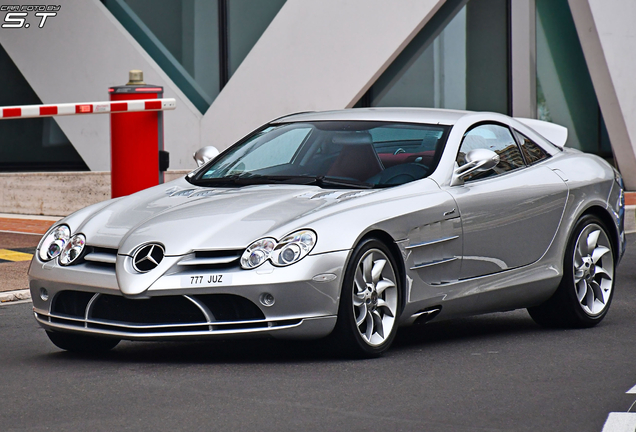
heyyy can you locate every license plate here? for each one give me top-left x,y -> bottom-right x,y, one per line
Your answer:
181,274 -> 232,287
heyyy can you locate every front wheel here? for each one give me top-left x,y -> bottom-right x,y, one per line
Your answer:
528,215 -> 615,328
46,331 -> 120,353
330,239 -> 401,357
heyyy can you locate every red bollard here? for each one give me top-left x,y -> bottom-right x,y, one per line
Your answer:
109,70 -> 168,198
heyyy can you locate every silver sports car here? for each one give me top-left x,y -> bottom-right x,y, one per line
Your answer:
28,108 -> 626,357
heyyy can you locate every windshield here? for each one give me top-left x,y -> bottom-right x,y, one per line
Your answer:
190,121 -> 450,188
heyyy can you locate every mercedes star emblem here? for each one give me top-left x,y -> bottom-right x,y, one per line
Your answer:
132,243 -> 165,273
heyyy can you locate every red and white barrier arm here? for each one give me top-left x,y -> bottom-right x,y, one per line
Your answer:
0,98 -> 176,120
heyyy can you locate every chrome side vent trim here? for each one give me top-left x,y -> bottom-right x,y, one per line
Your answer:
405,236 -> 459,250
410,256 -> 458,270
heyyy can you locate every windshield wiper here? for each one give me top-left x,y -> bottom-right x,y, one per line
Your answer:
191,174 -> 374,189
307,176 -> 374,189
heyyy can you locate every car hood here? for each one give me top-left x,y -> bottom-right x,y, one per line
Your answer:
74,178 -> 383,256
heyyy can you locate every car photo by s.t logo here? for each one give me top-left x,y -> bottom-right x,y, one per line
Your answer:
1,4 -> 60,28
28,108 -> 626,358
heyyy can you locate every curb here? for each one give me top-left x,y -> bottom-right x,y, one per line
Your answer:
0,289 -> 31,303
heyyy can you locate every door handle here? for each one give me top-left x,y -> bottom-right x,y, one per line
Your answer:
443,208 -> 456,216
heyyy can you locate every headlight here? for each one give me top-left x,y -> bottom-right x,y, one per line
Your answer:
240,237 -> 276,269
240,230 -> 316,269
38,225 -> 71,262
59,234 -> 86,266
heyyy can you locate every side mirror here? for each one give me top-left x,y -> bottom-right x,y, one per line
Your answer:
193,146 -> 220,167
451,148 -> 500,186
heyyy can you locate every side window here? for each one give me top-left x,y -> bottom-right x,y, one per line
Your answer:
457,124 -> 525,181
513,129 -> 550,165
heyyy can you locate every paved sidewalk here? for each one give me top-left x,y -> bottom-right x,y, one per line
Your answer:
0,213 -> 59,235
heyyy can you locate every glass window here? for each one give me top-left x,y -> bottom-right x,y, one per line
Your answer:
359,0 -> 509,114
457,124 -> 525,181
514,130 -> 550,165
193,121 -> 450,188
224,128 -> 311,174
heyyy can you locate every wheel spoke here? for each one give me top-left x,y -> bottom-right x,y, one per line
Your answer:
355,303 -> 367,326
376,299 -> 394,318
592,246 -> 611,264
574,268 -> 585,284
364,313 -> 374,341
574,248 -> 584,268
362,254 -> 374,284
376,279 -> 395,295
371,259 -> 386,284
372,311 -> 384,339
586,230 -> 600,255
594,265 -> 612,281
355,267 -> 366,292
590,281 -> 605,304
576,280 -> 587,302
353,293 -> 365,307
584,284 -> 595,310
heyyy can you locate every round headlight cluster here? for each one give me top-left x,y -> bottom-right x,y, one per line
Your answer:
59,234 -> 86,266
38,225 -> 71,261
38,224 -> 86,265
240,230 -> 316,269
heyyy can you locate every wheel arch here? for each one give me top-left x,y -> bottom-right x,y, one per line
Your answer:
580,205 -> 620,264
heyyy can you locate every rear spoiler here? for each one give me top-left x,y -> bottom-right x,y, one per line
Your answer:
514,118 -> 568,149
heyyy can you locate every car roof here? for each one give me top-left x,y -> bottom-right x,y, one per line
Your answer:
272,107 -> 473,126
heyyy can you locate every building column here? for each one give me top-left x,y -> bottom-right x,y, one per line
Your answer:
510,0 -> 536,119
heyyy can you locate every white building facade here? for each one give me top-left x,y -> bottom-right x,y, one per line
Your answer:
1,0 -> 636,189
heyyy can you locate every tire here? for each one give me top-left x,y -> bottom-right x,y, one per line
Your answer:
528,214 -> 615,328
46,330 -> 120,353
330,238 -> 401,358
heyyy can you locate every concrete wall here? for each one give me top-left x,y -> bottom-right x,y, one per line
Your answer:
0,170 -> 189,216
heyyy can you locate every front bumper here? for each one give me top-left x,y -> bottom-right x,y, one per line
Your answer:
29,250 -> 349,341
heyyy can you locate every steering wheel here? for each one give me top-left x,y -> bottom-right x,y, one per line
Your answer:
367,163 -> 429,185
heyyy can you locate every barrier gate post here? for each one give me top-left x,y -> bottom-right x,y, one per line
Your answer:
109,70 -> 169,198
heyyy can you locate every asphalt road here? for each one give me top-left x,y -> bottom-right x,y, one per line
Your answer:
1,234 -> 636,431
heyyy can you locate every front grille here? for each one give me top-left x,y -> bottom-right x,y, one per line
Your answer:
41,290 -> 297,337
52,290 -> 94,318
176,250 -> 242,270
91,295 -> 205,324
82,246 -> 118,269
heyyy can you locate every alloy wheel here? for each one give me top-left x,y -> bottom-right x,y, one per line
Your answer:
573,223 -> 614,316
352,249 -> 398,346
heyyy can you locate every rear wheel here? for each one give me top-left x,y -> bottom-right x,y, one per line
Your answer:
330,239 -> 401,357
528,215 -> 615,328
46,331 -> 120,353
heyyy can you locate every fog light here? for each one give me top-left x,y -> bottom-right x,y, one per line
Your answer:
259,292 -> 275,307
39,288 -> 49,301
